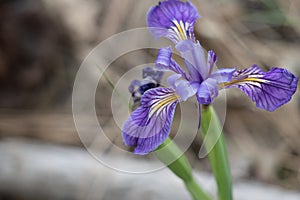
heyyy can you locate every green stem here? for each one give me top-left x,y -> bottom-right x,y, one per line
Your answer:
201,105 -> 232,200
185,178 -> 211,200
155,137 -> 211,200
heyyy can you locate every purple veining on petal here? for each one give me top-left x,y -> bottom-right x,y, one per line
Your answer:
224,64 -> 298,111
122,87 -> 179,154
156,47 -> 190,80
147,0 -> 200,43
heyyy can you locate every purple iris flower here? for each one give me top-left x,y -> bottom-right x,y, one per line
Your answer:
129,67 -> 164,104
122,0 -> 298,154
147,0 -> 200,44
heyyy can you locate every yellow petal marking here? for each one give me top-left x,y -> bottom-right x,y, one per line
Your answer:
173,20 -> 187,41
149,94 -> 179,117
219,77 -> 267,88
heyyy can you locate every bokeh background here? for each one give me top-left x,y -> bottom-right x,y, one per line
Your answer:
0,0 -> 300,199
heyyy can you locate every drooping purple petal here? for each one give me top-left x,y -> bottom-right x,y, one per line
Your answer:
122,87 -> 179,154
147,0 -> 200,43
176,40 -> 207,82
156,47 -> 189,80
224,65 -> 298,111
196,78 -> 219,104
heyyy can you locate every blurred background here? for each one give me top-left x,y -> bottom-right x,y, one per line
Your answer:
0,0 -> 299,199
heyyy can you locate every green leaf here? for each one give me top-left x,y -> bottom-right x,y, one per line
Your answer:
201,105 -> 232,200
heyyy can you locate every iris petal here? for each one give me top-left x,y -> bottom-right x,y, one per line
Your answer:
224,65 -> 298,111
207,50 -> 218,74
122,87 -> 179,154
147,0 -> 200,43
174,79 -> 197,101
167,74 -> 182,88
167,74 -> 197,101
210,68 -> 236,83
196,78 -> 219,104
156,47 -> 190,80
176,40 -> 207,82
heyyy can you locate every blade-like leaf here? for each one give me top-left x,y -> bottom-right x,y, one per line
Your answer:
201,106 -> 232,200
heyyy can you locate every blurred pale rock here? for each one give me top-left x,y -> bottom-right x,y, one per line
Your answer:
0,139 -> 299,200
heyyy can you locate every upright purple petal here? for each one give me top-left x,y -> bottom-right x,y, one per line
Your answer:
207,50 -> 218,75
147,0 -> 200,43
176,40 -> 207,82
156,47 -> 189,80
224,65 -> 298,111
122,87 -> 179,154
